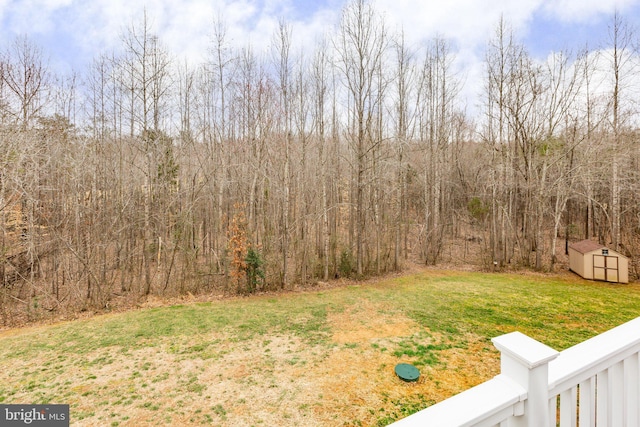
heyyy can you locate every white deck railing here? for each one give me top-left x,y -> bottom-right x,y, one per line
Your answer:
391,316 -> 640,427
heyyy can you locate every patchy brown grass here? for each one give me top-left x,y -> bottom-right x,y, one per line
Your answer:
0,303 -> 498,426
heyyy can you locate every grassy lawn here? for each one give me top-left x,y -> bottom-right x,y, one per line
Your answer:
1,269 -> 639,426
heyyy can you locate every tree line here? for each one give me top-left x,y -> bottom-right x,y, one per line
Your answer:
1,1 -> 638,323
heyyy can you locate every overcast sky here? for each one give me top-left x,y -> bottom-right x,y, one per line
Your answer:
1,0 -> 639,112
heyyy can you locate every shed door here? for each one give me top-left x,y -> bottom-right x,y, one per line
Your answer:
593,255 -> 619,283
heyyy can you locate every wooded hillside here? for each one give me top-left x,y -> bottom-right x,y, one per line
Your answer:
1,1 -> 639,323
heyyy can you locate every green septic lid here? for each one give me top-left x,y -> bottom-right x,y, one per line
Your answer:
395,363 -> 420,382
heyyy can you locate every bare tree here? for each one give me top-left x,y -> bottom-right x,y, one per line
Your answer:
482,17 -> 517,267
606,11 -> 636,251
273,19 -> 293,288
119,11 -> 175,295
391,30 -> 416,270
311,39 -> 331,280
2,35 -> 49,128
120,10 -> 172,136
417,36 -> 460,265
335,0 -> 387,276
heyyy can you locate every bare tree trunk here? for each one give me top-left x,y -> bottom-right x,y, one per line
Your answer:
274,20 -> 293,288
336,0 -> 386,276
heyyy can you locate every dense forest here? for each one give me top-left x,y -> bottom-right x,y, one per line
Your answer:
1,1 -> 639,323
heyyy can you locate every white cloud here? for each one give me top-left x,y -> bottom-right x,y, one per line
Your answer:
155,0 -> 218,65
375,0 -> 542,49
542,0 -> 639,22
290,7 -> 341,54
374,0 -> 640,53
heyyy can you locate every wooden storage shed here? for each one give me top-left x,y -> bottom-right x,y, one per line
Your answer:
568,240 -> 629,284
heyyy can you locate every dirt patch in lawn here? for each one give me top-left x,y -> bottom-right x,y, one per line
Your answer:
329,300 -> 419,344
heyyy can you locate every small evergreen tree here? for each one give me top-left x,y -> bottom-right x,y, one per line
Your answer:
245,247 -> 265,293
339,249 -> 354,278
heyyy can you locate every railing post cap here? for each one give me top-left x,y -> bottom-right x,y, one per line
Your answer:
492,331 -> 559,369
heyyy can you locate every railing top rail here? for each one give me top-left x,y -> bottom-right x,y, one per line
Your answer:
391,374 -> 526,427
548,316 -> 640,396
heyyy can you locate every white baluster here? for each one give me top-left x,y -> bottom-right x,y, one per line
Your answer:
578,377 -> 595,427
624,353 -> 639,427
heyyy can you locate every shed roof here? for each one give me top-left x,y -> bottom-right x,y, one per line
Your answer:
569,239 -> 605,254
